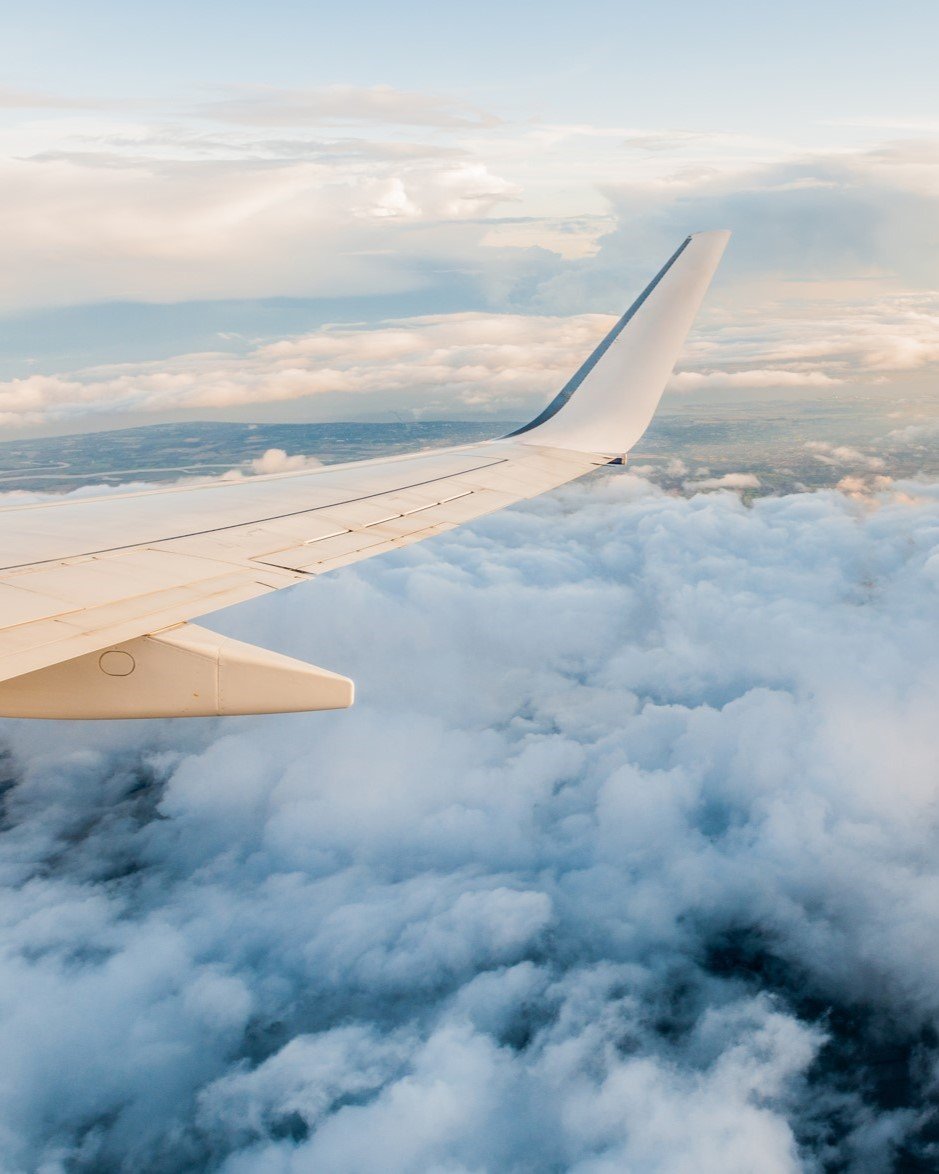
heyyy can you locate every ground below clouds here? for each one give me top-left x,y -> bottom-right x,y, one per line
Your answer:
2,471 -> 939,1172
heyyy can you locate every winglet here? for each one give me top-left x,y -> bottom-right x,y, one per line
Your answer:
511,230 -> 730,456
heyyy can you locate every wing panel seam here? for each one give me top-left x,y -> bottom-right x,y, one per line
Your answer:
0,458 -> 509,572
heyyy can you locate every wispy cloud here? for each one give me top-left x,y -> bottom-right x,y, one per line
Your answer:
196,84 -> 501,129
0,85 -> 103,111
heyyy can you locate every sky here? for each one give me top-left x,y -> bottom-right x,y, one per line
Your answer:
1,0 -> 939,432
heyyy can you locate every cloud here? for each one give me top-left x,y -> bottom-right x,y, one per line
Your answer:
5,97 -> 939,332
805,442 -> 886,471
610,145 -> 939,281
523,137 -> 939,354
4,101 -> 939,433
0,85 -> 101,111
219,448 -> 324,479
0,143 -> 523,312
683,472 -> 762,491
835,473 -> 895,499
0,471 -> 938,1167
0,311 -> 612,427
671,369 -> 842,392
3,280 -> 939,430
197,84 -> 500,129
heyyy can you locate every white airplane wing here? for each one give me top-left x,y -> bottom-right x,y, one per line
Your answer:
0,230 -> 729,718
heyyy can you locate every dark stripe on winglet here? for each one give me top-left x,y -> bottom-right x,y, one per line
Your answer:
507,235 -> 692,437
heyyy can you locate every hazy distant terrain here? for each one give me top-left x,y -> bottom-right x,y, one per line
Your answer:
0,420 -> 503,491
1,394 -> 936,498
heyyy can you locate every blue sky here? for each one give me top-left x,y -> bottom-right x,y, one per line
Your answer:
1,0 -> 938,431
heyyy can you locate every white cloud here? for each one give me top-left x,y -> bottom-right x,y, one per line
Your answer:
0,312 -> 613,427
684,472 -> 762,491
0,472 -> 937,1167
4,93 -> 939,352
4,281 -> 939,430
671,369 -> 842,392
835,473 -> 895,498
0,145 -> 521,311
219,448 -> 324,480
805,441 -> 886,471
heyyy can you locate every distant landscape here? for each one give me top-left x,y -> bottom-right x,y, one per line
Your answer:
0,394 -> 935,498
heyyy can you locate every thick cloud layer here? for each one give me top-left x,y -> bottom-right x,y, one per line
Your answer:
1,471 -> 939,1171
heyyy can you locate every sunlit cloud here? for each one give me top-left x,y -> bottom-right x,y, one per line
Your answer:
0,85 -> 104,111
683,471 -> 762,490
0,312 -> 610,426
2,282 -> 938,430
197,83 -> 501,129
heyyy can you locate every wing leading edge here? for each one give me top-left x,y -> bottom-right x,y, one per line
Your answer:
0,231 -> 729,718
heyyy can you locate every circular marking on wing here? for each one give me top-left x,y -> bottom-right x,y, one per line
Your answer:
98,650 -> 136,677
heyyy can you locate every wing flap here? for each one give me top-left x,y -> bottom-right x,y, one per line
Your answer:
0,582 -> 78,626
0,572 -> 284,684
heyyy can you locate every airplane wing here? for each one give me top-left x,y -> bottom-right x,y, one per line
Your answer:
0,230 -> 729,718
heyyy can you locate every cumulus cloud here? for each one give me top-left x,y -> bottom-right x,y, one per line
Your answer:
583,140 -> 939,288
219,448 -> 324,480
0,470 -> 938,1168
835,473 -> 896,499
805,441 -> 886,471
518,137 -> 939,398
683,472 -> 762,491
